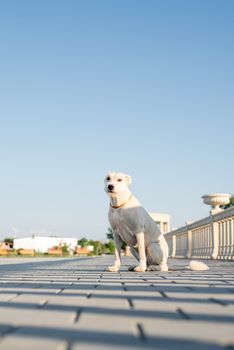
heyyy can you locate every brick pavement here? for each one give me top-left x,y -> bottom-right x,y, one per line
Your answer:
0,256 -> 233,350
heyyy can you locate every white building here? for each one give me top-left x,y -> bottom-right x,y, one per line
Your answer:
149,213 -> 171,234
14,236 -> 77,253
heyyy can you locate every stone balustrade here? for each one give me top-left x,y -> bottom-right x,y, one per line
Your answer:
165,206 -> 234,260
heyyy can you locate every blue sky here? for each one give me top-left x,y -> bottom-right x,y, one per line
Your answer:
0,0 -> 233,241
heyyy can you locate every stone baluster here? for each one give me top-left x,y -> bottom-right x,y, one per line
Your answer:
211,218 -> 219,259
187,229 -> 192,258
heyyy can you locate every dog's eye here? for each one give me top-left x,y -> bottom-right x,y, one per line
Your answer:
106,176 -> 111,181
117,179 -> 123,182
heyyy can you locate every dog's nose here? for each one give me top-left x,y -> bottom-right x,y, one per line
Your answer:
108,184 -> 114,191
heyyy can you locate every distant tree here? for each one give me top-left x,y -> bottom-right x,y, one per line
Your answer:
78,237 -> 89,247
78,239 -> 104,255
105,239 -> 115,254
106,227 -> 126,253
61,243 -> 69,255
4,238 -> 14,244
106,228 -> 113,240
92,240 -> 103,255
221,195 -> 234,209
121,240 -> 127,252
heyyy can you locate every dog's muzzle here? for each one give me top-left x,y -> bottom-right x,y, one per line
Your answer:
108,184 -> 114,192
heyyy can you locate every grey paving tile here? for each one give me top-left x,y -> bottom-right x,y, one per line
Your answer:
0,292 -> 19,302
0,334 -> 66,350
141,319 -> 233,349
87,295 -> 129,309
0,256 -> 234,350
0,307 -> 77,326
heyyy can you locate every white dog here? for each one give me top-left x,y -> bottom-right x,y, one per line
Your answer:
105,172 -> 209,273
105,171 -> 169,272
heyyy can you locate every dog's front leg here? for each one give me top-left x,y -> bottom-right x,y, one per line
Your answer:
107,231 -> 122,272
134,232 -> 147,272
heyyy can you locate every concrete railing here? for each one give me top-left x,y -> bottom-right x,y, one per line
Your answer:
165,206 -> 234,260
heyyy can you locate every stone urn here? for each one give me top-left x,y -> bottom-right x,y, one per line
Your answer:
202,193 -> 231,214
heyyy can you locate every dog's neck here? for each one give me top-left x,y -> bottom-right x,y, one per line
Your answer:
109,190 -> 132,209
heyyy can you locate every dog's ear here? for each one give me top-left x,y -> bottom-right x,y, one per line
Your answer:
125,175 -> 132,185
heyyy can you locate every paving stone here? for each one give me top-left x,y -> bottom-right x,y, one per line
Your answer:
0,307 -> 77,326
4,287 -> 62,294
87,295 -> 129,309
141,319 -> 233,349
0,256 -> 234,350
133,298 -> 234,322
0,334 -> 66,350
0,292 -> 19,302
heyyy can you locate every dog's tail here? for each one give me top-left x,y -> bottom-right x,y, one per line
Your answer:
169,260 -> 209,271
188,260 -> 209,271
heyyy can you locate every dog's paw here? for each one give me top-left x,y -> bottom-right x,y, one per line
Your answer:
147,264 -> 168,272
107,265 -> 120,272
133,265 -> 147,272
147,265 -> 159,271
159,264 -> 169,272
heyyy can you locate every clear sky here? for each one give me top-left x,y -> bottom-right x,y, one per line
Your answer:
0,0 -> 233,241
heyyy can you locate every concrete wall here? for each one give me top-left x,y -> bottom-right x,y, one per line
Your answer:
149,212 -> 171,234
